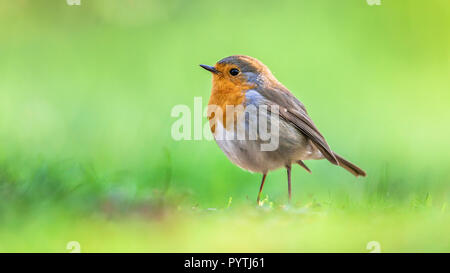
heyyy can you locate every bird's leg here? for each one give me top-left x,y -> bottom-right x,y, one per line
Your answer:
286,164 -> 292,203
257,173 -> 267,205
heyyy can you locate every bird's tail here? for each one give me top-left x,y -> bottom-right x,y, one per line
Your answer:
333,152 -> 366,177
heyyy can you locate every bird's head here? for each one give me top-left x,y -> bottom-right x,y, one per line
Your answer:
200,55 -> 278,90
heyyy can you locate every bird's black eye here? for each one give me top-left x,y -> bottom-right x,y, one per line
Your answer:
229,68 -> 240,76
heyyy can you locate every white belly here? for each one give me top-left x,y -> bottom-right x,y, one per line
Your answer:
212,117 -> 322,174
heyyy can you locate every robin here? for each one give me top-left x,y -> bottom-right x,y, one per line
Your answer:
200,55 -> 366,204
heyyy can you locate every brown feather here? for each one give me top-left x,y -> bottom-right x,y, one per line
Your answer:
257,84 -> 339,165
297,160 -> 312,173
333,153 -> 366,177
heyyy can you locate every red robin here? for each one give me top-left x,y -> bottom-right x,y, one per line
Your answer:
200,55 -> 366,204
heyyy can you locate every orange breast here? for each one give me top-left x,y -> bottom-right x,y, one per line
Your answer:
207,76 -> 254,133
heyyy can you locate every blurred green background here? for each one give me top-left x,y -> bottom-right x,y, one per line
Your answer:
0,0 -> 449,252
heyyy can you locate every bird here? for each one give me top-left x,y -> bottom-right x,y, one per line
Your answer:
200,55 -> 366,204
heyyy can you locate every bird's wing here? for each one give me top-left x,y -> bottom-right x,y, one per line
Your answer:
254,86 -> 338,165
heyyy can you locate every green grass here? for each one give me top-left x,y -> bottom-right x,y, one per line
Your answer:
0,157 -> 448,252
1,197 -> 449,252
0,0 -> 449,252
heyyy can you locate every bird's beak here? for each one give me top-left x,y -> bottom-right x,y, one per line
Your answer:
200,64 -> 219,74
